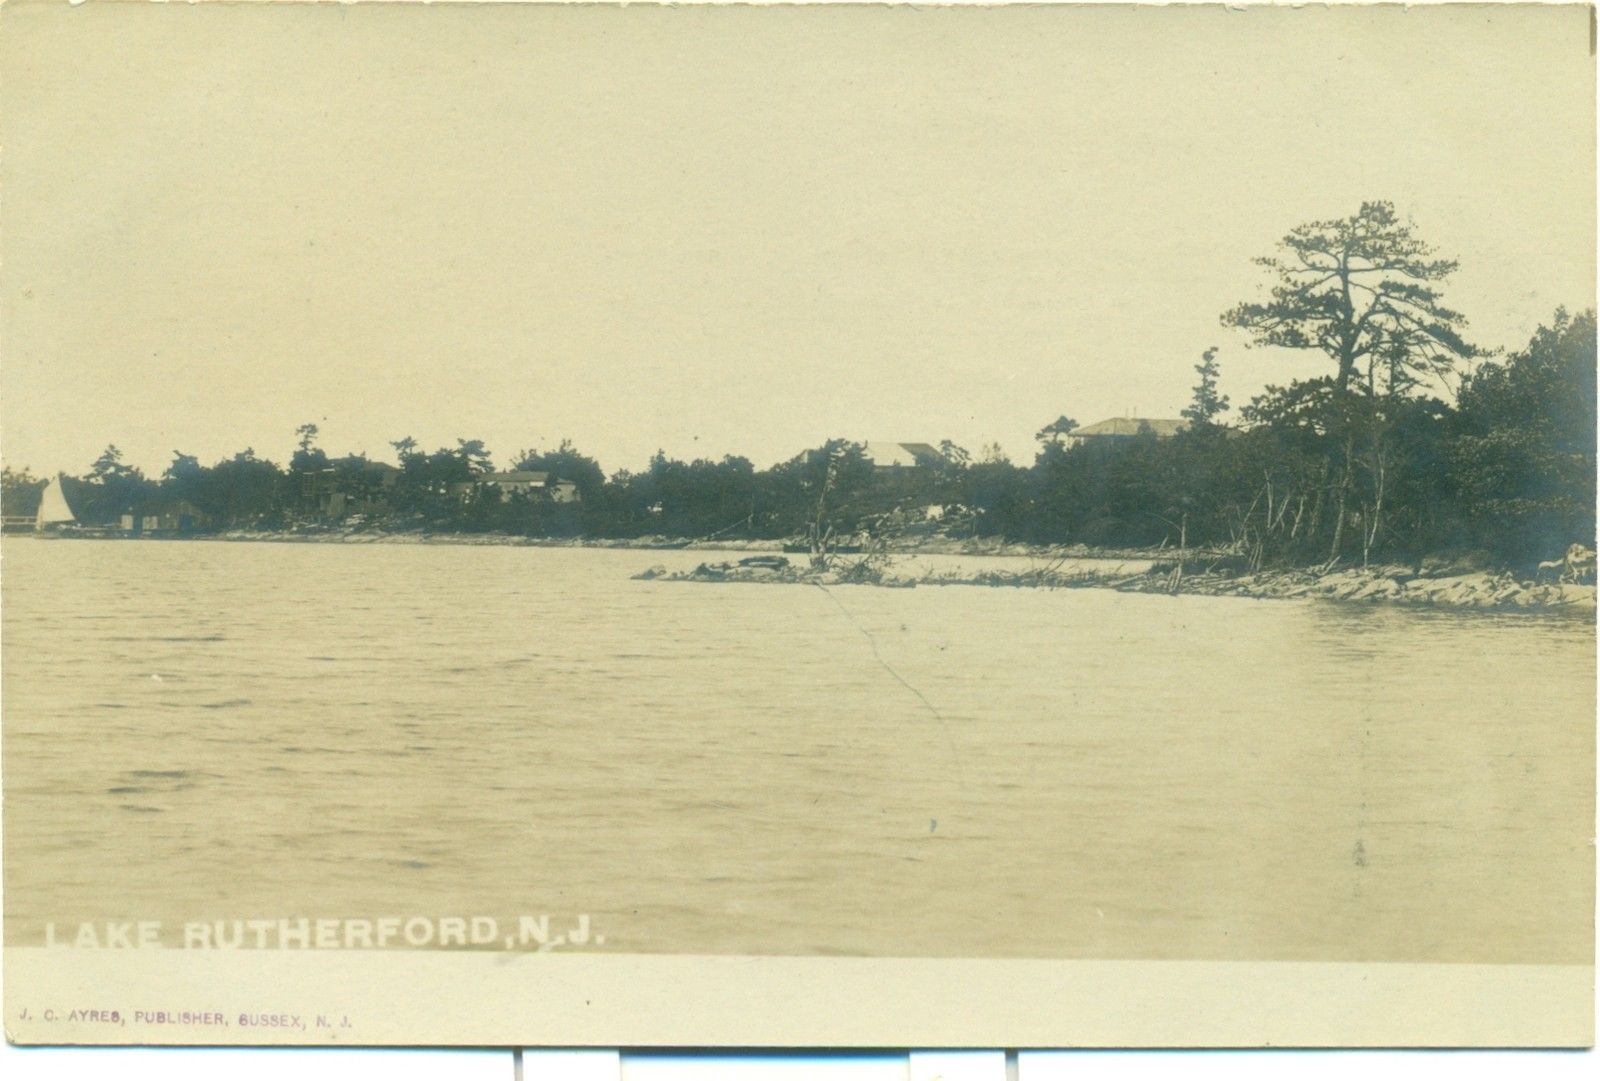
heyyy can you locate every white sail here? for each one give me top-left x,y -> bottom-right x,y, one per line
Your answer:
35,474 -> 77,529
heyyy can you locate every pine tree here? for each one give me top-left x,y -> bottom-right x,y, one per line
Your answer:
1182,347 -> 1229,427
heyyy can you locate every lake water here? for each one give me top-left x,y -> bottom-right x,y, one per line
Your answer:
2,539 -> 1593,962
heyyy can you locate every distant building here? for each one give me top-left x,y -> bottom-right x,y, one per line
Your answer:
297,467 -> 339,512
451,471 -> 580,503
118,500 -> 210,535
334,457 -> 402,489
1064,417 -> 1189,448
299,457 -> 403,517
860,442 -> 947,472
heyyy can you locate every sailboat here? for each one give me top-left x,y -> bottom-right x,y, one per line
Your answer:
34,474 -> 79,532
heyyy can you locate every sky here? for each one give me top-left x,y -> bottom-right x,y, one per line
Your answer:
1,2 -> 1594,479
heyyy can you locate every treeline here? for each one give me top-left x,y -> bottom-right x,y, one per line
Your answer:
1012,306 -> 1595,565
2,433 -> 960,544
3,203 -> 1593,570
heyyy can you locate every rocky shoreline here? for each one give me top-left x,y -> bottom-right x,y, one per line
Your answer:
639,553 -> 1597,613
1116,563 -> 1595,610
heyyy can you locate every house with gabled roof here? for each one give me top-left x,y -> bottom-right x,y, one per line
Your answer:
1065,417 -> 1189,448
860,441 -> 947,472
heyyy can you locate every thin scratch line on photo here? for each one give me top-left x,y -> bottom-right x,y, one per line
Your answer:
812,582 -> 967,787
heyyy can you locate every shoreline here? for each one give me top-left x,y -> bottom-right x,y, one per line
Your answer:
19,527 -> 1596,612
1066,563 -> 1596,612
26,526 -> 1163,562
644,553 -> 1598,614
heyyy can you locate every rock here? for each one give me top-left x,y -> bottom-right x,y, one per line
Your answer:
1489,583 -> 1524,605
1349,578 -> 1401,601
1422,572 -> 1485,598
1322,575 -> 1365,600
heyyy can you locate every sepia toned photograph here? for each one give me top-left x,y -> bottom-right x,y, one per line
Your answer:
1,0 -> 1594,1049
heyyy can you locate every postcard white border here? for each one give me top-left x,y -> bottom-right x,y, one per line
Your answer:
3,950 -> 1592,1047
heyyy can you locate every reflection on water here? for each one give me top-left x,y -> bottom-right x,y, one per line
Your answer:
3,539 -> 1593,962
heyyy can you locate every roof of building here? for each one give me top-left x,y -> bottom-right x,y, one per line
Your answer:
480,471 -> 552,484
1068,417 -> 1189,439
861,441 -> 946,468
333,456 -> 401,473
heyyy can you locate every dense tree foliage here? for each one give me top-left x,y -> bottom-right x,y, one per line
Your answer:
1448,309 -> 1596,559
1,465 -> 47,517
